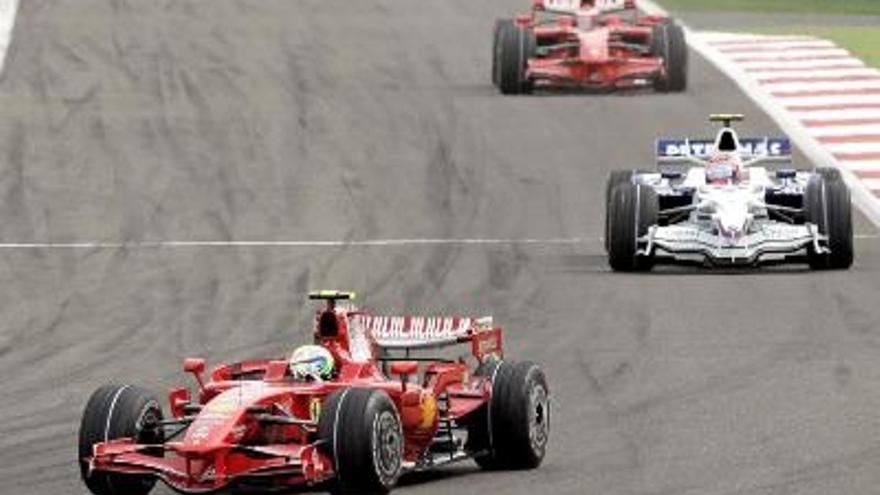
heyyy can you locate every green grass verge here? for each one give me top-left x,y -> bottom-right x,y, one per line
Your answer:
753,26 -> 880,68
656,0 -> 880,15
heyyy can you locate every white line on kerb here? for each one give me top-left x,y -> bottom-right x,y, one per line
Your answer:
0,237 -> 598,249
0,0 -> 19,74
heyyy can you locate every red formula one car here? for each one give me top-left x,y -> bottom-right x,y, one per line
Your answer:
78,291 -> 550,494
492,0 -> 687,94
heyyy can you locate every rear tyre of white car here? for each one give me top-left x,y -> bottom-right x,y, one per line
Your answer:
651,22 -> 687,93
79,384 -> 164,495
805,171 -> 853,270
493,19 -> 514,87
608,182 -> 657,272
498,22 -> 534,95
318,388 -> 403,495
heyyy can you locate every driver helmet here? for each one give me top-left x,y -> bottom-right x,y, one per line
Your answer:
289,345 -> 335,380
706,152 -> 742,185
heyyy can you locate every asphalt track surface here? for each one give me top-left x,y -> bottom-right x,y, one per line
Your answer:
1,1 -> 880,494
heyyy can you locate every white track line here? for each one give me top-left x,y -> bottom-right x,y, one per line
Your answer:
778,95 -> 880,107
756,68 -> 880,80
806,125 -> 880,138
790,109 -> 880,121
863,179 -> 880,191
822,142 -> 880,155
839,160 -> 880,172
0,0 -> 18,74
0,235 -> 875,249
0,237 -> 599,249
715,41 -> 838,52
761,81 -> 880,94
700,33 -> 818,43
730,49 -> 853,62
745,62 -> 867,72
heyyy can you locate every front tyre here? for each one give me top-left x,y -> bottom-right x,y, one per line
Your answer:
651,21 -> 687,93
471,360 -> 549,470
498,22 -> 534,95
607,182 -> 658,271
805,173 -> 853,270
493,19 -> 514,87
318,388 -> 403,495
605,170 -> 648,252
79,384 -> 164,495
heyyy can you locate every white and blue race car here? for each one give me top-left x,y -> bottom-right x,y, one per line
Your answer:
605,114 -> 853,271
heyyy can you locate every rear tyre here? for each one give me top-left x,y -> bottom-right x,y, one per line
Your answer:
493,19 -> 514,87
470,361 -> 549,470
318,388 -> 403,495
805,174 -> 853,270
608,183 -> 658,271
79,384 -> 164,495
651,22 -> 688,93
498,22 -> 534,95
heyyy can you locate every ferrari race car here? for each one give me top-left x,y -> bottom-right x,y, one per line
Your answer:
492,0 -> 687,94
605,114 -> 854,270
78,291 -> 549,495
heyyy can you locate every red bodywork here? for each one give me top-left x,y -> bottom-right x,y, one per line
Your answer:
84,303 -> 504,493
520,0 -> 669,90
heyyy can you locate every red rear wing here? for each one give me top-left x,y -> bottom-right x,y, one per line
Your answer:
347,315 -> 503,361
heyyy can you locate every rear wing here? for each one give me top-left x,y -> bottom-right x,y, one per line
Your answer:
656,137 -> 792,167
538,0 -> 635,15
349,315 -> 503,361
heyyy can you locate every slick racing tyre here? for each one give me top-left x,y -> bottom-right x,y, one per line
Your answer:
815,166 -> 843,184
318,388 -> 403,495
498,22 -> 535,95
79,384 -> 164,495
605,170 -> 648,252
651,21 -> 687,93
607,182 -> 658,271
469,360 -> 550,470
805,172 -> 853,270
493,19 -> 514,87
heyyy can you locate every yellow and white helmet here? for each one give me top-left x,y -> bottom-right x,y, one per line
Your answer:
289,345 -> 335,381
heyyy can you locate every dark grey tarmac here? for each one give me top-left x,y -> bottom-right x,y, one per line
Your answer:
0,1 -> 879,494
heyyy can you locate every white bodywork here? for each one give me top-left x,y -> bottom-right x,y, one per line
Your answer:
643,122 -> 824,265
643,168 -> 820,265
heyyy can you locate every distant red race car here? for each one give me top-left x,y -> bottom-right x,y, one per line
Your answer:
78,291 -> 550,495
492,0 -> 687,94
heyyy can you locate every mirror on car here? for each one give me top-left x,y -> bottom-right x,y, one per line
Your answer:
183,358 -> 205,375
389,361 -> 418,377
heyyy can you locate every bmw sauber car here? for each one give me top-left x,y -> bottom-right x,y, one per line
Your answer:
605,114 -> 854,271
78,291 -> 549,495
492,0 -> 687,94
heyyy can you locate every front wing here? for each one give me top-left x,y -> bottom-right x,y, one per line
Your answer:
87,440 -> 333,493
644,223 -> 823,266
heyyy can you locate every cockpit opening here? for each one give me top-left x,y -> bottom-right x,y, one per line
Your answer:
717,130 -> 737,152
